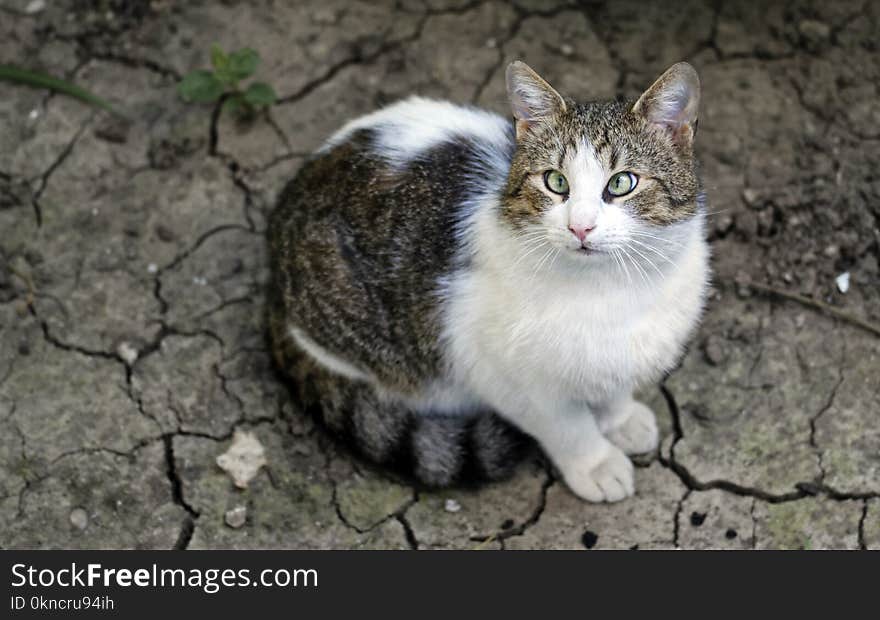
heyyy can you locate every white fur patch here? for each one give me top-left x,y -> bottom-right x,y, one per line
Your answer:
443,205 -> 709,404
320,96 -> 513,170
288,327 -> 371,382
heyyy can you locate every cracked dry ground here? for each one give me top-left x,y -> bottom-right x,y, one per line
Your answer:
1,0 -> 878,550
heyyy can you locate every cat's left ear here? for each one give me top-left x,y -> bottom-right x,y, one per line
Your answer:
632,62 -> 700,148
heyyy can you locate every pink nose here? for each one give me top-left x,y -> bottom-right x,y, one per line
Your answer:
569,224 -> 595,243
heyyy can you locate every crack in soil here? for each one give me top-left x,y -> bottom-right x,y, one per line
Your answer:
658,375 -> 880,526
162,435 -> 199,550
857,499 -> 868,550
470,464 -> 555,545
672,488 -> 692,548
30,113 -> 94,227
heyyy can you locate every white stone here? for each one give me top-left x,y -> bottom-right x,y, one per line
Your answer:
224,505 -> 247,529
25,0 -> 46,14
69,507 -> 88,530
117,342 -> 139,365
216,430 -> 267,489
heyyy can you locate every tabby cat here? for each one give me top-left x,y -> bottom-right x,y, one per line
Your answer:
268,61 -> 709,502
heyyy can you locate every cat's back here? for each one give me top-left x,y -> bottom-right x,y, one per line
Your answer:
268,97 -> 515,390
270,96 -> 513,254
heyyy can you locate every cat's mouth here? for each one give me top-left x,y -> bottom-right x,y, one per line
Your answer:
575,244 -> 602,256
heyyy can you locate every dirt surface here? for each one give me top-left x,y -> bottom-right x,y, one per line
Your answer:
1,0 -> 878,550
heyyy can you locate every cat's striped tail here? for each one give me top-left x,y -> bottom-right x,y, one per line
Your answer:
269,308 -> 527,486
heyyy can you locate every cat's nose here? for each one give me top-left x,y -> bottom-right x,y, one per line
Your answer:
568,223 -> 595,243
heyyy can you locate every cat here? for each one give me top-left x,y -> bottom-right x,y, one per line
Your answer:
268,61 -> 709,502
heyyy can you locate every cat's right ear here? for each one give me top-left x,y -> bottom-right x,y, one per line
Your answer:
506,61 -> 567,140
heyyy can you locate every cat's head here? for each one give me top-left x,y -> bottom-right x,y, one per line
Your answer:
501,61 -> 702,272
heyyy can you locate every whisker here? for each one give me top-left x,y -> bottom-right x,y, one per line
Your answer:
620,245 -> 652,290
515,233 -> 546,244
614,246 -> 633,288
629,231 -> 685,248
626,242 -> 665,280
610,248 -> 627,285
531,246 -> 556,280
512,237 -> 550,269
629,238 -> 676,267
702,208 -> 733,217
548,246 -> 563,272
512,230 -> 550,242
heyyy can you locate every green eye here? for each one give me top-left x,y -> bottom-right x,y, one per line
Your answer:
607,171 -> 638,197
543,170 -> 569,195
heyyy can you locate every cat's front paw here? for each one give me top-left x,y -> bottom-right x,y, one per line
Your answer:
559,444 -> 634,503
604,400 -> 659,455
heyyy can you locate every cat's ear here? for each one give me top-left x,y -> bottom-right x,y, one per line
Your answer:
632,62 -> 700,148
506,61 -> 567,139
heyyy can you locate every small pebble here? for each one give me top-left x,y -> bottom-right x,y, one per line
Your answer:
147,263 -> 158,274
216,430 -> 267,489
117,341 -> 139,365
835,271 -> 850,294
28,108 -> 40,121
69,507 -> 89,531
25,0 -> 46,14
559,43 -> 574,56
702,336 -> 726,366
224,505 -> 247,529
444,499 -> 461,513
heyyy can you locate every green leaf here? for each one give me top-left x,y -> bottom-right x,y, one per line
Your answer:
226,48 -> 259,81
210,43 -> 228,72
242,81 -> 276,108
0,64 -> 124,117
177,70 -> 224,103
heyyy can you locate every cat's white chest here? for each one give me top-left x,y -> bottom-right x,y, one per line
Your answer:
502,283 -> 684,398
443,225 -> 709,408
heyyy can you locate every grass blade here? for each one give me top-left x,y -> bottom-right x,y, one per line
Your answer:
0,64 -> 125,117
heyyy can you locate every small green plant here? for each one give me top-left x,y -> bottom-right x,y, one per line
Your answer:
177,44 -> 277,117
